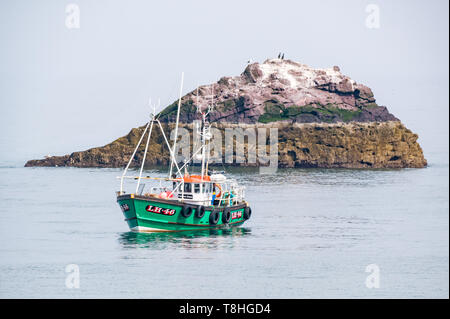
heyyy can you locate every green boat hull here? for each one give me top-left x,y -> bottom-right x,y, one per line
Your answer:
117,194 -> 250,232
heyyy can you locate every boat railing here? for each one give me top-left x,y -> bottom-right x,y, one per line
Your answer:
212,179 -> 245,207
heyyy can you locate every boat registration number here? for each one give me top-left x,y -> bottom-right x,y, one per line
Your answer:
145,205 -> 176,216
231,211 -> 242,219
120,204 -> 130,212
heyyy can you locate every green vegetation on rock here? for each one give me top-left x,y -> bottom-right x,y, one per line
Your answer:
216,99 -> 237,112
158,99 -> 196,118
258,100 -> 363,123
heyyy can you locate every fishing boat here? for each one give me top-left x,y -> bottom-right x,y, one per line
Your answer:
116,75 -> 252,232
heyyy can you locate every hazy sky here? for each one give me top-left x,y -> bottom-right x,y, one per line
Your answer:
0,0 -> 448,165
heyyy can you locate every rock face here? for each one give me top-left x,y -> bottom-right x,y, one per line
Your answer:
25,58 -> 427,169
159,59 -> 398,124
25,121 -> 426,169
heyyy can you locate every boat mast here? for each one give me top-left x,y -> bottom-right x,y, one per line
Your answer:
205,127 -> 211,176
200,112 -> 206,179
135,100 -> 158,193
169,72 -> 184,178
200,85 -> 213,179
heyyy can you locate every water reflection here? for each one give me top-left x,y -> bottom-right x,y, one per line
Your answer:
118,227 -> 252,250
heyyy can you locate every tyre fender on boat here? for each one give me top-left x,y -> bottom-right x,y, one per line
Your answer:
222,207 -> 232,223
195,205 -> 205,218
244,206 -> 252,220
181,205 -> 193,218
209,210 -> 220,225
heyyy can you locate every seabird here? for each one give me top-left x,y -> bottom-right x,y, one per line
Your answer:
278,53 -> 281,59
281,53 -> 284,60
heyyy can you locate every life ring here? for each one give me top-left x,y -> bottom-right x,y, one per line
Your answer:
209,210 -> 220,225
215,184 -> 222,198
195,205 -> 205,218
244,207 -> 252,220
222,208 -> 232,224
181,205 -> 193,218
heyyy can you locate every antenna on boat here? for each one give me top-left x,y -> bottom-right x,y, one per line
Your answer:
152,98 -> 160,117
196,87 -> 201,114
169,72 -> 184,178
199,85 -> 215,179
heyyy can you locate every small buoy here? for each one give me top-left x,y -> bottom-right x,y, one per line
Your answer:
158,191 -> 173,199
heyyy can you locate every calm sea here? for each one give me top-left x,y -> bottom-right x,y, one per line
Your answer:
0,161 -> 448,298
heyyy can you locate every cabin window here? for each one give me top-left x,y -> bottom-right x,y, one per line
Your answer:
183,183 -> 192,193
194,183 -> 200,193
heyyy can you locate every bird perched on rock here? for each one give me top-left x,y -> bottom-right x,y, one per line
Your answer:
281,53 -> 285,60
277,52 -> 281,59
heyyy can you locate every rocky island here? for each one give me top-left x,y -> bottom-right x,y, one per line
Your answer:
25,59 -> 427,169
